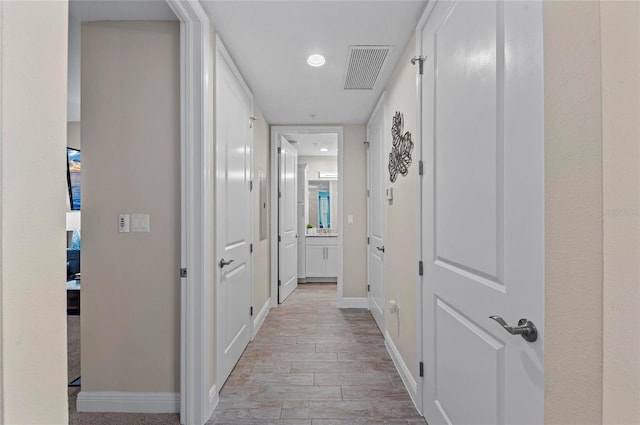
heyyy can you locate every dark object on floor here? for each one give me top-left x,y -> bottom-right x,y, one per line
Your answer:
69,376 -> 81,387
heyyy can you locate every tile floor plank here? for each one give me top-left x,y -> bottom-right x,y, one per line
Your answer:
208,283 -> 425,424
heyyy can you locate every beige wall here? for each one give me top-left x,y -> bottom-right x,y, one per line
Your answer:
298,155 -> 338,180
342,125 -> 368,298
0,0 -> 69,423
543,2 -> 604,423
383,34 -> 418,379
601,2 -> 640,423
68,121 -> 81,150
81,21 -> 181,393
253,105 -> 271,311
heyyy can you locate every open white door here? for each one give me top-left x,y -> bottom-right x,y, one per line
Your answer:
367,96 -> 386,332
215,41 -> 253,390
278,137 -> 298,303
419,1 -> 544,424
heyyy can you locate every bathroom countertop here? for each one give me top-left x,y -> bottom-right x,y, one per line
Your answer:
305,233 -> 338,237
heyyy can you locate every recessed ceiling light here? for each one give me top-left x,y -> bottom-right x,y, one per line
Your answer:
307,54 -> 326,67
320,148 -> 329,152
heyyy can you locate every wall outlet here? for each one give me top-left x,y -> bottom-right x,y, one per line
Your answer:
389,299 -> 399,314
118,214 -> 130,233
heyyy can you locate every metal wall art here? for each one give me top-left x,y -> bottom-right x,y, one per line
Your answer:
388,111 -> 414,183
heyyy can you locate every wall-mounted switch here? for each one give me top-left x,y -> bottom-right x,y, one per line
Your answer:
131,213 -> 150,232
118,214 -> 130,233
347,215 -> 354,224
386,187 -> 393,201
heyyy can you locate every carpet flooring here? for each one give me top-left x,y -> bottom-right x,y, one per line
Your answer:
67,283 -> 425,424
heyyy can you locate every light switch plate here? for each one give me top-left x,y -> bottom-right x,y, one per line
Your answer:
131,214 -> 150,232
118,214 -> 130,233
347,215 -> 354,224
386,187 -> 393,200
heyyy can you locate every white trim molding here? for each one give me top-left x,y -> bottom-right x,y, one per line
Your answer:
164,1 -> 213,424
77,392 -> 180,414
385,330 -> 419,412
270,126 -> 344,309
208,384 -> 219,414
338,297 -> 368,309
252,299 -> 271,339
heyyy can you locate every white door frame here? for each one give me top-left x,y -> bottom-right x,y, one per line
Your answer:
270,126 -> 344,307
413,2 -> 435,416
165,1 -> 214,424
214,34 -> 255,390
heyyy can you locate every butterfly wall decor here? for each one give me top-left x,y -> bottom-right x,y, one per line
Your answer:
388,111 -> 414,183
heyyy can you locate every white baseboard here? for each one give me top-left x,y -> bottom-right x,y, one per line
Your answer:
76,391 -> 179,413
208,384 -> 219,418
385,330 -> 418,409
252,299 -> 270,338
338,297 -> 368,308
301,277 -> 337,283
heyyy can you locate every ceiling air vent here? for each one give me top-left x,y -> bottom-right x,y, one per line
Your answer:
343,45 -> 392,90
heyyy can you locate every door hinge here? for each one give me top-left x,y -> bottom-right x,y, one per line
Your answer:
419,361 -> 424,377
411,55 -> 426,75
278,235 -> 281,243
418,261 -> 424,276
367,189 -> 370,198
367,237 -> 370,245
278,147 -> 282,154
250,306 -> 254,316
418,160 -> 424,176
364,141 -> 370,148
278,190 -> 282,198
180,268 -> 187,278
278,280 -> 282,287
368,284 -> 370,292
250,243 -> 253,254
249,180 -> 253,191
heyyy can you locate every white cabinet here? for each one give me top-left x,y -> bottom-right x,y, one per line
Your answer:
325,245 -> 338,276
305,246 -> 326,277
305,237 -> 337,278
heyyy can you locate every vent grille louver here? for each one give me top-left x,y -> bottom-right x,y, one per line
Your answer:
344,46 -> 392,90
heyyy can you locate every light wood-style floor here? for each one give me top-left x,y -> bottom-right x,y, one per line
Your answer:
207,283 -> 426,425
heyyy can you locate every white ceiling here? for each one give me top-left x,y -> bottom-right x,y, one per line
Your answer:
70,0 -> 177,21
284,133 -> 338,156
202,1 -> 427,125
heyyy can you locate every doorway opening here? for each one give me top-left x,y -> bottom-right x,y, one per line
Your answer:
270,126 -> 344,307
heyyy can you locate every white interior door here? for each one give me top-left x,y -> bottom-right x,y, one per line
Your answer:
216,49 -> 253,389
278,138 -> 298,303
367,98 -> 386,332
420,1 -> 544,424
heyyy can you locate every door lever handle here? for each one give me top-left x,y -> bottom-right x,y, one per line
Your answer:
376,246 -> 385,253
489,316 -> 538,342
219,258 -> 234,268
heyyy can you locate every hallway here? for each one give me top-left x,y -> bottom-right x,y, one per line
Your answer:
208,283 -> 425,424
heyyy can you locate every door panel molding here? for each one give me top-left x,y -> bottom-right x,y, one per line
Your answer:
214,34 -> 254,394
418,1 -> 545,424
366,93 -> 387,334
